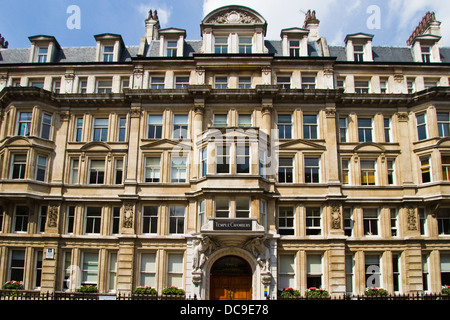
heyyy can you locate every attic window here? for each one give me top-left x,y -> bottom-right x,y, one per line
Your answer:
103,46 -> 114,62
239,37 -> 252,54
215,37 -> 228,54
37,47 -> 48,63
354,45 -> 364,62
289,40 -> 300,57
167,41 -> 178,57
421,46 -> 431,63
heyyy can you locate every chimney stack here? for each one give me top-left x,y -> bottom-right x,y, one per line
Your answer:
145,9 -> 161,43
407,11 -> 441,46
0,34 -> 8,49
303,10 -> 320,41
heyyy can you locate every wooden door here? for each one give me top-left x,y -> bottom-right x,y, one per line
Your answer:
210,274 -> 252,300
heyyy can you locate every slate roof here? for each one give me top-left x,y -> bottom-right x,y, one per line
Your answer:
1,40 -> 449,64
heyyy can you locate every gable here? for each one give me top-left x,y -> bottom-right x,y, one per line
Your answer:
141,139 -> 192,151
80,141 -> 112,152
353,142 -> 385,153
202,5 -> 267,34
278,139 -> 326,151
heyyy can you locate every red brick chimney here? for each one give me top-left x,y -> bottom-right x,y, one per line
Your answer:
0,34 -> 8,48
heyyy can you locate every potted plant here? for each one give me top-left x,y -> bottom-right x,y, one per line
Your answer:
162,286 -> 185,296
280,287 -> 301,298
77,284 -> 98,293
2,280 -> 24,290
305,287 -> 329,299
134,286 -> 157,295
442,285 -> 450,295
365,287 -> 389,297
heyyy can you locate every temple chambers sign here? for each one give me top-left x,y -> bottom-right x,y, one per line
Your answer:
213,219 -> 252,231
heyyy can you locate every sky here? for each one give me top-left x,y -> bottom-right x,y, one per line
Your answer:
0,0 -> 448,49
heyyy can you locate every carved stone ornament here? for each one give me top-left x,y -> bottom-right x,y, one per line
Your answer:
261,271 -> 272,286
244,236 -> 270,272
47,205 -> 59,228
192,271 -> 203,285
325,109 -> 336,118
396,112 -> 409,122
407,207 -> 418,231
192,236 -> 218,272
123,202 -> 134,228
207,10 -> 260,25
331,204 -> 341,229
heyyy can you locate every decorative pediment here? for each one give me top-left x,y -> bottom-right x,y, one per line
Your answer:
200,127 -> 260,144
206,10 -> 261,25
80,141 -> 112,152
437,137 -> 450,148
2,136 -> 32,148
278,139 -> 326,151
353,142 -> 386,153
202,5 -> 267,31
141,139 -> 192,151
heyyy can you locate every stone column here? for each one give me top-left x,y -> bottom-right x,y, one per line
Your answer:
324,106 -> 340,183
51,111 -> 70,185
192,101 -> 204,180
328,242 -> 346,298
116,238 -> 136,294
404,246 -> 423,294
123,104 -> 141,195
396,112 -> 414,186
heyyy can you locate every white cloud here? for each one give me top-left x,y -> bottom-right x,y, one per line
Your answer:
136,2 -> 172,27
346,0 -> 361,15
329,28 -> 345,46
202,0 -> 338,40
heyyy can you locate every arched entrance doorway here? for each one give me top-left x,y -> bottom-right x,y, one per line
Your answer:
210,256 -> 252,300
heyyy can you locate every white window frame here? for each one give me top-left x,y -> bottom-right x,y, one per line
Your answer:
102,45 -> 114,62
142,206 -> 158,234
279,206 -> 295,236
305,207 -> 321,236
84,207 -> 102,235
214,76 -> 228,89
145,156 -> 161,183
170,156 -> 187,183
36,155 -> 48,182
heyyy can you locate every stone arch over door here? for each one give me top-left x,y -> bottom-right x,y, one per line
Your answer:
204,247 -> 257,300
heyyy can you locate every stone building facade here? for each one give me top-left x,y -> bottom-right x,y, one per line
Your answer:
0,5 -> 449,300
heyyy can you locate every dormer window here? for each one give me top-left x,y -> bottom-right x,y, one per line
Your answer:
94,34 -> 124,63
421,46 -> 431,63
239,36 -> 252,54
103,46 -> 114,62
354,45 -> 364,62
158,28 -> 186,57
289,40 -> 300,57
215,37 -> 228,54
167,41 -> 178,57
28,35 -> 61,63
37,47 -> 48,63
345,33 -> 374,62
280,28 -> 309,57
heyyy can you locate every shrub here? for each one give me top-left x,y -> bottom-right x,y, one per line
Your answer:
280,287 -> 301,298
162,286 -> 185,296
134,286 -> 157,295
365,287 -> 389,297
2,281 -> 24,290
77,285 -> 98,293
305,287 -> 329,298
442,285 -> 450,295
